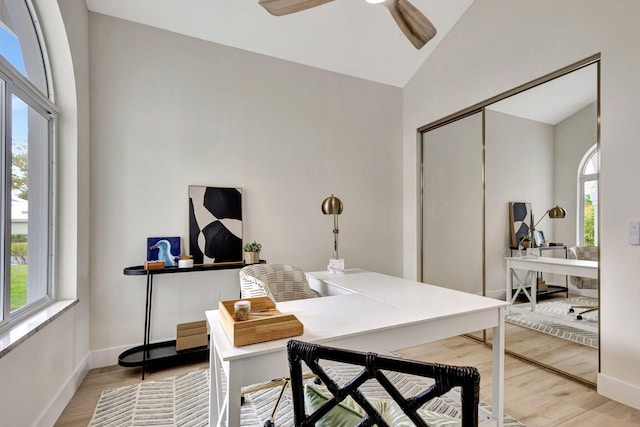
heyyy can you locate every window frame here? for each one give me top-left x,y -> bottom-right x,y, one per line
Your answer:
0,0 -> 57,329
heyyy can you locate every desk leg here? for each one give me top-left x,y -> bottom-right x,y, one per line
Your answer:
209,349 -> 242,427
530,271 -> 537,312
209,340 -> 221,426
506,266 -> 513,311
492,307 -> 505,427
506,267 -> 533,307
226,361 -> 243,427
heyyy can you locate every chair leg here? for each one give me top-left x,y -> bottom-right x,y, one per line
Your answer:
569,305 -> 598,320
241,373 -> 317,424
241,378 -> 287,396
264,379 -> 290,427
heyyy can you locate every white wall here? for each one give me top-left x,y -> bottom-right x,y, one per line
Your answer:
554,102 -> 598,248
403,0 -> 640,410
88,13 -> 403,353
484,110 -> 554,297
0,0 -> 92,426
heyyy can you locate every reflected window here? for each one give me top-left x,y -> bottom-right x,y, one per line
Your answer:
579,146 -> 598,246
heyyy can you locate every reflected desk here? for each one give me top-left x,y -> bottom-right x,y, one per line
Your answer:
207,269 -> 508,427
505,256 -> 598,311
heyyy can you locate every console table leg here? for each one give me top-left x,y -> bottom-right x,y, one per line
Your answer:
142,271 -> 153,380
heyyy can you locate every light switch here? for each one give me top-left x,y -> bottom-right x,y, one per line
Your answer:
629,222 -> 640,245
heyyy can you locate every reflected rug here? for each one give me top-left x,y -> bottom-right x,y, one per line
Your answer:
89,365 -> 525,426
506,296 -> 598,348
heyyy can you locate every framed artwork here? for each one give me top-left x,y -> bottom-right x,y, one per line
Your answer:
509,202 -> 532,249
534,230 -> 546,247
188,186 -> 242,264
147,236 -> 180,266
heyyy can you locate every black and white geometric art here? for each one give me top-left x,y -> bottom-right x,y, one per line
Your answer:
188,186 -> 242,264
509,202 -> 532,249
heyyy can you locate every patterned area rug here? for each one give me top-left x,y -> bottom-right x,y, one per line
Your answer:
89,364 -> 525,426
506,296 -> 598,348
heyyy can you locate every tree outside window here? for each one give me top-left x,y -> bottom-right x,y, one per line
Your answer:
579,146 -> 598,247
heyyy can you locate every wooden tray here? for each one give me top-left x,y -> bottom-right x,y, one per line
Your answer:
218,296 -> 303,346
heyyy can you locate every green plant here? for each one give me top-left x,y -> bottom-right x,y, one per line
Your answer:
243,241 -> 262,252
584,195 -> 595,246
11,234 -> 27,243
11,242 -> 28,264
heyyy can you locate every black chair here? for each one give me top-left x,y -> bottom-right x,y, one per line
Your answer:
287,339 -> 481,427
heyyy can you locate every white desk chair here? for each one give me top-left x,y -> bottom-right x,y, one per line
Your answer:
238,263 -> 319,426
239,263 -> 318,301
568,245 -> 599,320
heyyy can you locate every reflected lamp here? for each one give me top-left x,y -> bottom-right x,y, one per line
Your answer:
529,205 -> 566,247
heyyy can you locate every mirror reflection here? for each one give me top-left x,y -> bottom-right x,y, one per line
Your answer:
421,60 -> 599,386
485,63 -> 598,385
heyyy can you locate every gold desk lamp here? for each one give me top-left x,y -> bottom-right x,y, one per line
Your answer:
519,205 -> 567,254
322,194 -> 344,273
533,205 -> 566,240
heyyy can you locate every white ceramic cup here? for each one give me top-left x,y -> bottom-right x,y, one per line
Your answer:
178,259 -> 194,268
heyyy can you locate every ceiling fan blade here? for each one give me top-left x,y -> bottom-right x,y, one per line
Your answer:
259,0 -> 334,16
383,0 -> 437,49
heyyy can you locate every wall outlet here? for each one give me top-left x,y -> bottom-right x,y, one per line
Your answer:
210,290 -> 221,303
629,222 -> 640,245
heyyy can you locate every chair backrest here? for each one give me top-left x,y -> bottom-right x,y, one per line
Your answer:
569,245 -> 599,262
239,264 -> 317,302
287,339 -> 480,427
568,245 -> 599,289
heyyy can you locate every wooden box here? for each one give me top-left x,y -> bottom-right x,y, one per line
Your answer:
176,320 -> 208,351
144,260 -> 165,270
218,296 -> 303,347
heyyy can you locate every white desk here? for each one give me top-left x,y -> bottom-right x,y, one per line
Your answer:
505,256 -> 598,311
207,269 -> 508,427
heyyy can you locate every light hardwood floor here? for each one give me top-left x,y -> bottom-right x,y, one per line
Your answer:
54,335 -> 640,427
504,292 -> 599,384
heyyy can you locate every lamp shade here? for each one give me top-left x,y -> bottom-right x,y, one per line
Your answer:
548,205 -> 567,219
532,204 -> 567,231
322,195 -> 343,215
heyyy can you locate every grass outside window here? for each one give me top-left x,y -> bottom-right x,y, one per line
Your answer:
11,264 -> 27,310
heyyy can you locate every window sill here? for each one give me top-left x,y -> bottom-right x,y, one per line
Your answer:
0,299 -> 78,359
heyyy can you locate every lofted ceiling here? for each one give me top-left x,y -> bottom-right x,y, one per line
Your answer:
84,0 -> 474,88
486,64 -> 597,125
84,0 -> 594,122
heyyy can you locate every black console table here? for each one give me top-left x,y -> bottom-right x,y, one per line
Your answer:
119,261 -> 261,379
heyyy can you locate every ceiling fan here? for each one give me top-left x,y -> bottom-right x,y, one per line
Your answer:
258,0 -> 437,49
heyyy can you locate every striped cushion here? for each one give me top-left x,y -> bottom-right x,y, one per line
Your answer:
239,264 -> 318,302
304,384 -> 461,427
568,246 -> 598,289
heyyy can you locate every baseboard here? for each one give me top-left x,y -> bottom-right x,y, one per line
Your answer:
34,345 -> 152,426
35,352 -> 90,427
89,344 -> 135,370
597,373 -> 640,411
486,289 -> 506,300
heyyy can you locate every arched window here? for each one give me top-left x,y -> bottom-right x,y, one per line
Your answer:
0,0 -> 48,95
578,145 -> 598,246
1,0 -> 55,324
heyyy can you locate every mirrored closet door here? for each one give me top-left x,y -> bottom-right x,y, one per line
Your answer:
421,112 -> 483,297
420,57 -> 600,386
